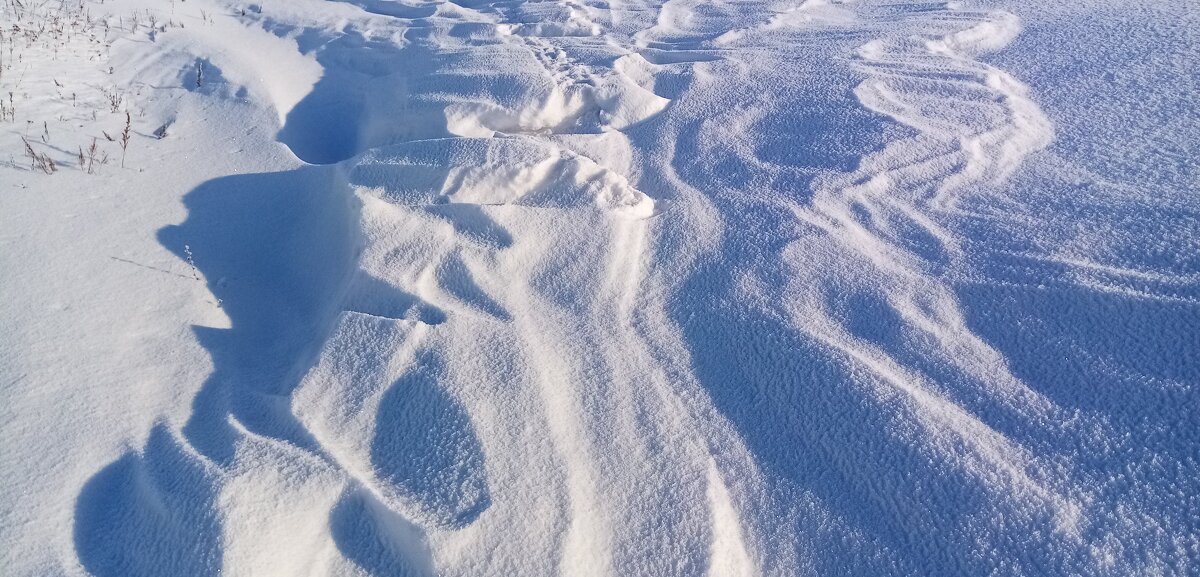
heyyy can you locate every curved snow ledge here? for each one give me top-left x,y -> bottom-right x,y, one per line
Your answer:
348,137 -> 657,218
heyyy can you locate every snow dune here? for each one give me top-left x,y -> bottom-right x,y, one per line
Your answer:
0,0 -> 1196,575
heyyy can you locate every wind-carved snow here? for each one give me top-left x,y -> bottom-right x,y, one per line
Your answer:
289,2 -> 1080,574
288,4 -> 747,569
780,4 -> 1089,555
13,0 -> 1192,575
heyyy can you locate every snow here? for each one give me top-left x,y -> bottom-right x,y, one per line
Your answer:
0,0 -> 1196,575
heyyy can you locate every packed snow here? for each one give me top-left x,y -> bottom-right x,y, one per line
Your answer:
0,0 -> 1196,575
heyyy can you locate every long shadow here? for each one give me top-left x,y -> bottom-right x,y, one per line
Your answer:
272,20 -> 552,165
370,351 -> 492,529
330,486 -> 437,577
160,166 -> 359,464
74,425 -> 223,577
72,10 -> 521,573
73,165 -> 359,575
274,25 -> 451,164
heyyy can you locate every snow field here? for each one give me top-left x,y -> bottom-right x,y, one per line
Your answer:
1,0 -> 1196,575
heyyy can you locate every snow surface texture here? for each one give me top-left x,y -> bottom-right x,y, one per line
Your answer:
1,0 -> 1197,575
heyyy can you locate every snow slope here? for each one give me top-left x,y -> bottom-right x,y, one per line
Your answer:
0,0 -> 1196,575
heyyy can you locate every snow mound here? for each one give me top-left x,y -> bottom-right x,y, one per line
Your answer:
350,138 -> 656,217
